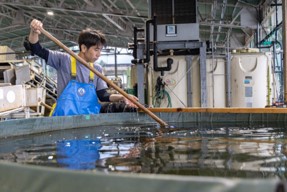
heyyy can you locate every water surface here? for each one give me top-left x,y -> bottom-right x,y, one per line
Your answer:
0,123 -> 286,179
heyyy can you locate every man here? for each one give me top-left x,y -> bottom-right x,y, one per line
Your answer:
28,19 -> 138,116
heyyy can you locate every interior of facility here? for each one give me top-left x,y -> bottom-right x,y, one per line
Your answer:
0,1 -> 287,192
0,0 -> 286,117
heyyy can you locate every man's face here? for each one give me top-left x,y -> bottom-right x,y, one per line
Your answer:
81,44 -> 103,63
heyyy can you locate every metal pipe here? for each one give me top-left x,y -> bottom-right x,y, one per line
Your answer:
282,0 -> 287,104
226,51 -> 231,107
144,19 -> 153,64
133,27 -> 138,60
152,16 -> 172,76
130,27 -> 144,64
132,19 -> 153,64
258,22 -> 282,46
114,47 -> 117,78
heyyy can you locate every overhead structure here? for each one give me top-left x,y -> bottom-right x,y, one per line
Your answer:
0,0 -> 274,54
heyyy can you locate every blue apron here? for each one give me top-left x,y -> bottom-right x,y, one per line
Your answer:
52,56 -> 101,116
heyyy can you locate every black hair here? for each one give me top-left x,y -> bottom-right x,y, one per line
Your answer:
78,28 -> 107,51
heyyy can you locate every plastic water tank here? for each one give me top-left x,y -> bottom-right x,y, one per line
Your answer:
148,56 -> 226,108
149,55 -> 188,108
206,58 -> 226,107
231,52 -> 272,108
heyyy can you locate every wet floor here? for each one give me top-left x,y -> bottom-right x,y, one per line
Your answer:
0,122 -> 286,179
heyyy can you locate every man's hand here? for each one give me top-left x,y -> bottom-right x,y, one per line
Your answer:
29,19 -> 43,44
30,19 -> 43,35
123,94 -> 139,108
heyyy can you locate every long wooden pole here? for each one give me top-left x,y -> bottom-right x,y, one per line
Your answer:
39,28 -> 168,127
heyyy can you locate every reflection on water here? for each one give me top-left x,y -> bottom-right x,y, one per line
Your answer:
0,123 -> 286,178
57,139 -> 101,170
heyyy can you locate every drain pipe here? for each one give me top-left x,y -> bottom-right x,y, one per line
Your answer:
152,16 -> 173,76
144,19 -> 153,64
132,16 -> 173,74
130,26 -> 145,65
131,20 -> 152,64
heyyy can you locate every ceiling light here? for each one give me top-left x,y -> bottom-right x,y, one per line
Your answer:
47,11 -> 54,16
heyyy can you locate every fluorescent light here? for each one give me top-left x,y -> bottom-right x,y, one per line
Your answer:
47,11 -> 54,16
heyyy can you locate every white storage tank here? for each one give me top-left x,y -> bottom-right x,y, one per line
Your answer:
147,55 -> 226,108
148,55 -> 189,108
206,57 -> 226,108
190,56 -> 226,107
231,52 -> 273,108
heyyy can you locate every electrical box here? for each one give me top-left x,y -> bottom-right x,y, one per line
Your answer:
148,0 -> 199,42
150,23 -> 200,42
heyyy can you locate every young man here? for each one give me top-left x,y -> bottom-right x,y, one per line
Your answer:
28,19 -> 138,116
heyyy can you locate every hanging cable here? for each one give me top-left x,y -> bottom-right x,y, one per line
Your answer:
153,76 -> 172,107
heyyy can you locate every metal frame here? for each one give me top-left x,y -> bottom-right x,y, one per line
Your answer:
0,0 -> 272,53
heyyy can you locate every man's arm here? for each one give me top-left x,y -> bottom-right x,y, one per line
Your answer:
97,89 -> 138,108
27,19 -> 49,62
109,93 -> 138,108
29,19 -> 42,43
97,89 -> 111,102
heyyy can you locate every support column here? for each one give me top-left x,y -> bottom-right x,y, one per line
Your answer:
282,0 -> 287,103
226,52 -> 231,107
136,44 -> 145,104
186,55 -> 193,107
114,47 -> 118,78
200,42 -> 207,107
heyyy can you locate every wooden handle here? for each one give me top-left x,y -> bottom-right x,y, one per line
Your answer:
40,28 -> 168,127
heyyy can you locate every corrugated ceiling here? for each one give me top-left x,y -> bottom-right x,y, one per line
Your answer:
0,0 -> 275,54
